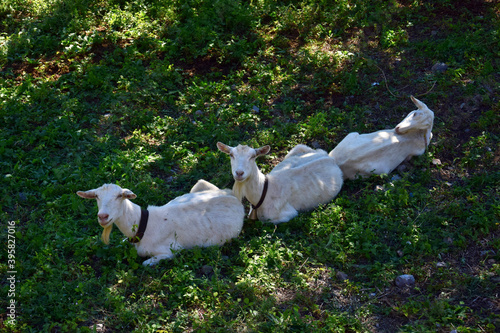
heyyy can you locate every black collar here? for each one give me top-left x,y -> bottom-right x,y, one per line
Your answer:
251,176 -> 269,211
128,209 -> 149,243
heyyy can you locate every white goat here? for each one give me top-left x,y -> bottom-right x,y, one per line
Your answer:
329,96 -> 435,180
189,179 -> 221,193
77,180 -> 244,266
271,144 -> 331,172
217,142 -> 343,224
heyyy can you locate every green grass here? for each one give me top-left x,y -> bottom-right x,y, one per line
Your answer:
1,0 -> 499,332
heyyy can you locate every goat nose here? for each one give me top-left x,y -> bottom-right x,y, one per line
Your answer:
236,171 -> 244,177
98,213 -> 109,221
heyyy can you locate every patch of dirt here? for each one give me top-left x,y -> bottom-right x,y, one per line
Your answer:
173,55 -> 238,78
7,61 -> 37,77
273,287 -> 297,305
4,55 -> 72,82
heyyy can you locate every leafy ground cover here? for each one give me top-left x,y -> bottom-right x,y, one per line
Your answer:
0,0 -> 499,332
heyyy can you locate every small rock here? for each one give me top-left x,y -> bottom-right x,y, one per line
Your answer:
336,271 -> 349,282
480,250 -> 494,257
490,276 -> 500,283
460,103 -> 466,109
395,274 -> 415,288
432,158 -> 442,165
487,259 -> 496,265
195,110 -> 203,116
91,324 -> 104,332
481,79 -> 493,92
432,62 -> 448,73
252,105 -> 260,113
391,174 -> 401,182
201,265 -> 213,275
19,192 -> 28,201
311,141 -> 321,149
450,330 -> 458,333
436,262 -> 447,268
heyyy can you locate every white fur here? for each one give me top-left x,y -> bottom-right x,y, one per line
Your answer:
190,179 -> 223,193
77,181 -> 244,266
272,144 -> 330,172
330,96 -> 435,180
217,142 -> 343,224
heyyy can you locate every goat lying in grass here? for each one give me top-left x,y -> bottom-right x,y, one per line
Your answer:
330,96 -> 435,180
217,142 -> 343,224
271,144 -> 337,172
77,180 -> 244,266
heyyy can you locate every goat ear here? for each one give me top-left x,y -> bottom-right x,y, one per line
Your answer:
255,145 -> 271,156
77,190 -> 97,199
217,142 -> 232,154
121,189 -> 137,199
410,96 -> 428,110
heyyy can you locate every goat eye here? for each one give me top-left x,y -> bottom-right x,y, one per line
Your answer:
229,153 -> 234,158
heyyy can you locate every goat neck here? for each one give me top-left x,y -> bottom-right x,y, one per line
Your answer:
113,199 -> 143,239
236,168 -> 267,206
399,128 -> 429,149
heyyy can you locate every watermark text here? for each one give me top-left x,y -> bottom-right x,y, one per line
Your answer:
7,220 -> 17,326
